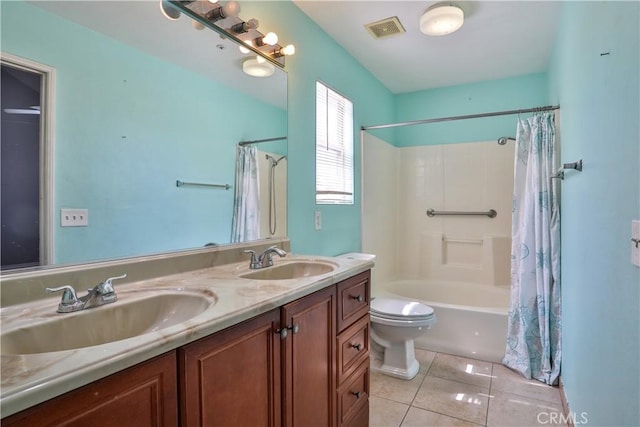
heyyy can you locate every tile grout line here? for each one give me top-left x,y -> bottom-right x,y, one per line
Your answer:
399,366 -> 430,427
484,362 -> 496,427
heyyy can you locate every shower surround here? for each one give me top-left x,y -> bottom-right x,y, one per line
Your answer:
362,133 -> 515,361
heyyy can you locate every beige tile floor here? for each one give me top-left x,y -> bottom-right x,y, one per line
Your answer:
370,350 -> 566,427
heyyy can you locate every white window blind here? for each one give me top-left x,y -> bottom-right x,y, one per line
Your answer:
315,81 -> 354,204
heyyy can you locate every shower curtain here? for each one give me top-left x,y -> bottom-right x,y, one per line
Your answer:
231,146 -> 260,243
503,112 -> 561,385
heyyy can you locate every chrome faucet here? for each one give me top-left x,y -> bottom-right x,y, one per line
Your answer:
244,246 -> 287,269
46,274 -> 127,313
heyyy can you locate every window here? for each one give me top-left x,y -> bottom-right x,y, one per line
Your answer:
315,81 -> 354,204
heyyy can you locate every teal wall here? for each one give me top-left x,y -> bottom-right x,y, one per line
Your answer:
393,73 -> 549,147
548,1 -> 639,425
259,2 -> 395,256
1,2 -> 286,264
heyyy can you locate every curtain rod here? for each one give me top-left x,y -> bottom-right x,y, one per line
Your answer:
238,136 -> 287,146
361,105 -> 560,131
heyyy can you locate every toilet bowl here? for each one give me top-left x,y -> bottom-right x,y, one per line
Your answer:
370,298 -> 436,380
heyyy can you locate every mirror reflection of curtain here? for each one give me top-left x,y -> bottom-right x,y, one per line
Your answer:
231,146 -> 260,243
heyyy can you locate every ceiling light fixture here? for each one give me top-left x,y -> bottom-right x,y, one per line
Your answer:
159,0 -> 180,20
420,4 -> 464,36
243,57 -> 275,77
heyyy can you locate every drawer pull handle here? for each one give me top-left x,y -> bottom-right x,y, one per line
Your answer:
350,343 -> 363,351
351,294 -> 364,302
351,391 -> 363,399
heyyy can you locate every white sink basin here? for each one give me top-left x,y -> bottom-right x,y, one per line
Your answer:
1,290 -> 216,355
239,260 -> 338,280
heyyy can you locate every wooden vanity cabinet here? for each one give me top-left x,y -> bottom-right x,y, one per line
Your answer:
2,351 -> 178,427
3,270 -> 371,427
179,271 -> 370,427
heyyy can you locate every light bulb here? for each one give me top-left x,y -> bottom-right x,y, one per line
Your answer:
282,44 -> 295,56
192,20 -> 205,30
256,55 -> 266,64
263,32 -> 278,46
273,44 -> 296,58
231,18 -> 259,34
208,0 -> 219,3
222,1 -> 240,18
239,39 -> 253,54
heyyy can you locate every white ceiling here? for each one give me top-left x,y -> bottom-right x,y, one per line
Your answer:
293,1 -> 561,93
27,1 -> 561,100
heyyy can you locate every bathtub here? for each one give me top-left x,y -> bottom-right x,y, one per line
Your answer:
376,279 -> 510,363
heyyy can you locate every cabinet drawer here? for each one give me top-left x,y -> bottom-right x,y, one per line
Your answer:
337,270 -> 370,332
337,315 -> 370,385
337,361 -> 369,427
345,400 -> 369,427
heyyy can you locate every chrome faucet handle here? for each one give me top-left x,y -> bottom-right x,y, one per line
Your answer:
257,246 -> 287,268
243,250 -> 261,269
46,285 -> 83,312
46,285 -> 79,304
96,274 -> 127,295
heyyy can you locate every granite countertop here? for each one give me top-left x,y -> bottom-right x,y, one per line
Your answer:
0,254 -> 373,417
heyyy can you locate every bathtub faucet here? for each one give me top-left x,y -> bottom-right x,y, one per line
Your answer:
244,245 -> 287,269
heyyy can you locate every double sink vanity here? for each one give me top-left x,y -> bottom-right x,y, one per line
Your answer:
0,240 -> 373,426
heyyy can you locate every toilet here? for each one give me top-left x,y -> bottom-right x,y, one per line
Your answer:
370,297 -> 436,380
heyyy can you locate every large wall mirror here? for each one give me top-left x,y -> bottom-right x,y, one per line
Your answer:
1,1 -> 288,272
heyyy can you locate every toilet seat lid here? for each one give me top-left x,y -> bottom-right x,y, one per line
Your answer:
370,298 -> 434,319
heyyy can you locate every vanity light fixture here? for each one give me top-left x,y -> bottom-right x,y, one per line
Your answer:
420,4 -> 464,36
254,32 -> 278,47
243,56 -> 275,77
166,0 -> 296,68
205,0 -> 240,22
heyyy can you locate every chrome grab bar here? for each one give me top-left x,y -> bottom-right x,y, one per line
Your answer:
176,180 -> 231,190
427,209 -> 497,218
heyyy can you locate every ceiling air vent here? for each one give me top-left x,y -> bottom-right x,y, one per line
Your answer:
365,16 -> 406,39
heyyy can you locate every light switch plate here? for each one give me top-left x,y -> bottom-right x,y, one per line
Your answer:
314,211 -> 322,230
61,209 -> 88,227
632,220 -> 640,267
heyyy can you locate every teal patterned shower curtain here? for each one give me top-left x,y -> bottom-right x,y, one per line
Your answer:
503,112 -> 561,385
231,146 -> 260,243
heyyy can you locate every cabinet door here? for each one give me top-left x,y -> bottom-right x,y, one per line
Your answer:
179,308 -> 281,427
2,351 -> 177,427
282,286 -> 336,427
